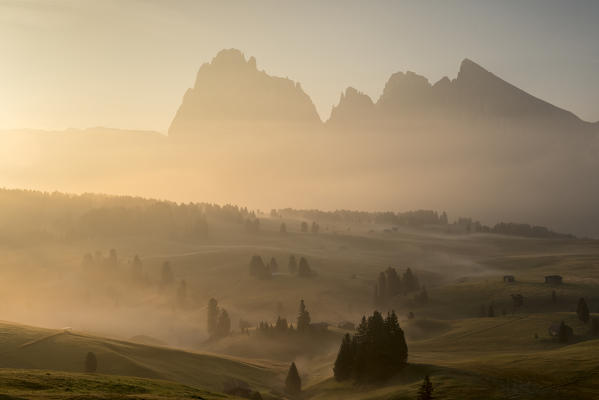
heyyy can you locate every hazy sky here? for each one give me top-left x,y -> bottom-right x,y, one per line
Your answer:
1,0 -> 598,132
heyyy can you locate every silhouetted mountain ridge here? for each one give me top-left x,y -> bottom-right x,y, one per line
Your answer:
329,58 -> 589,128
168,49 -> 321,137
168,49 -> 595,136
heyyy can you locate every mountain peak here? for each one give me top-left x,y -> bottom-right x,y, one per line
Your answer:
210,48 -> 255,69
169,50 -> 321,137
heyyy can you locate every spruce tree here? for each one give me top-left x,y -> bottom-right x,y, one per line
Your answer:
216,309 -> 231,338
333,333 -> 354,381
377,272 -> 387,305
161,261 -> 174,286
591,317 -> 599,336
288,255 -> 297,274
297,299 -> 311,332
417,375 -> 434,400
577,298 -> 590,323
298,257 -> 311,277
285,362 -> 301,395
558,321 -> 573,343
85,351 -> 97,373
207,298 -> 219,337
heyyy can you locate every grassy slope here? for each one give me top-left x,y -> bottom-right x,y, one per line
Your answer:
0,321 -> 284,395
2,216 -> 599,399
306,312 -> 599,400
0,368 -> 228,400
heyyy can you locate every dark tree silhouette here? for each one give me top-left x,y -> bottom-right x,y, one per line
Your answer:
300,221 -> 308,232
177,280 -> 187,306
297,299 -> 311,332
85,351 -> 97,373
298,257 -> 312,277
417,375 -> 434,400
269,257 -> 279,273
488,305 -> 495,318
131,254 -> 143,280
280,222 -> 287,234
161,261 -> 174,286
558,321 -> 573,343
288,255 -> 297,274
591,318 -> 599,336
334,333 -> 354,381
311,221 -> 319,233
511,293 -> 524,310
108,248 -> 118,267
334,310 -> 407,382
249,255 -> 271,279
207,298 -> 219,337
216,309 -> 231,338
285,362 -> 301,395
403,268 -> 419,292
577,298 -> 590,323
551,290 -> 557,303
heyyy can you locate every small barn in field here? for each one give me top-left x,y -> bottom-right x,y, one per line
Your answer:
545,275 -> 563,285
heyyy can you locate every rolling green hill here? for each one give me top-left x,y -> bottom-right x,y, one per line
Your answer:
0,321 -> 284,397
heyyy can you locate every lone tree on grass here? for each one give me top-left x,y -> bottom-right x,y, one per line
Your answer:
558,321 -> 573,343
297,299 -> 311,332
417,375 -> 434,400
577,298 -> 590,323
207,298 -> 219,337
85,351 -> 97,373
285,362 -> 301,395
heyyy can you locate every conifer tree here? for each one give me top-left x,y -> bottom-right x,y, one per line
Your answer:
377,272 -> 387,305
417,375 -> 434,400
161,261 -> 174,286
591,317 -> 599,336
207,298 -> 219,337
558,321 -> 573,343
85,352 -> 97,373
297,299 -> 311,332
298,257 -> 312,277
288,255 -> 297,274
216,309 -> 231,338
285,362 -> 301,395
280,222 -> 287,234
334,333 -> 354,381
577,297 -> 590,323
177,280 -> 187,306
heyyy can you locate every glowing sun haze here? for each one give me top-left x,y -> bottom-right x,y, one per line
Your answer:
0,0 -> 598,132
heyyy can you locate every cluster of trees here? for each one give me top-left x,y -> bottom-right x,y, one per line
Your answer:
374,267 -> 421,306
245,218 -> 260,233
249,255 -> 313,279
490,222 -> 574,239
455,219 -> 575,239
334,310 -> 407,382
249,255 -> 275,279
300,221 -> 320,233
275,207 -> 574,239
82,249 -> 119,269
257,300 -> 314,337
275,208 -> 448,226
207,298 -> 231,340
0,188 -> 263,241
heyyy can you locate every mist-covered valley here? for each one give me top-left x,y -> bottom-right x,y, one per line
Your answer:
2,3 -> 599,398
